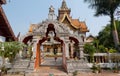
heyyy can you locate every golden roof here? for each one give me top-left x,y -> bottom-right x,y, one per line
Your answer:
60,14 -> 89,32
71,19 -> 80,28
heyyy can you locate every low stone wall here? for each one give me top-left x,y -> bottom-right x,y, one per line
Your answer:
66,59 -> 90,73
87,63 -> 120,68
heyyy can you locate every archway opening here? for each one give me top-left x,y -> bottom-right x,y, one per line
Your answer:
69,37 -> 80,59
34,24 -> 66,71
22,35 -> 33,44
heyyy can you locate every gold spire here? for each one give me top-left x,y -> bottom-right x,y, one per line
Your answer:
61,0 -> 68,9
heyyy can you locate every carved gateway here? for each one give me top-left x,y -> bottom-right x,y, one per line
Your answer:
23,19 -> 86,71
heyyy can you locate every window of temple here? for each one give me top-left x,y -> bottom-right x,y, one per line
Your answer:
47,38 -> 50,42
47,48 -> 50,52
53,47 -> 58,55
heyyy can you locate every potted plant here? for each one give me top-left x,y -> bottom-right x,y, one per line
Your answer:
113,65 -> 119,73
73,70 -> 78,76
92,63 -> 99,73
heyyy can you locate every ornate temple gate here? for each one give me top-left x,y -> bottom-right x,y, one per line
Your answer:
22,20 -> 85,72
33,23 -> 68,71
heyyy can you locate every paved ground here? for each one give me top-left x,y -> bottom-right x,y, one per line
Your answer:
25,70 -> 120,76
32,57 -> 120,76
41,57 -> 62,66
76,71 -> 120,76
3,72 -> 120,76
3,57 -> 120,76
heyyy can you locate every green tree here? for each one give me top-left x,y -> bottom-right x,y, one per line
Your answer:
92,39 -> 99,52
97,24 -> 114,48
84,0 -> 120,50
84,43 -> 96,62
98,45 -> 106,53
97,20 -> 120,49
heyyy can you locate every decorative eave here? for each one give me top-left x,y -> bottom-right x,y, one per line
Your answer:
60,13 -> 77,29
0,6 -> 16,41
60,13 -> 89,32
79,22 -> 89,32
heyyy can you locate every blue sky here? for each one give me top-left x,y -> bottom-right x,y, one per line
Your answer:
2,0 -> 110,36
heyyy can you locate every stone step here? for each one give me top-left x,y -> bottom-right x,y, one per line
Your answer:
27,61 -> 34,69
26,73 -> 68,76
7,68 -> 26,74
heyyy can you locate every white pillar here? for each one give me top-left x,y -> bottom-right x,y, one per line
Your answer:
70,42 -> 74,58
32,42 -> 37,59
65,42 -> 69,58
79,43 -> 84,58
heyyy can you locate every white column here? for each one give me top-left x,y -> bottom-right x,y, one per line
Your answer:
32,37 -> 38,59
32,42 -> 37,59
70,42 -> 74,58
65,42 -> 69,58
79,43 -> 84,58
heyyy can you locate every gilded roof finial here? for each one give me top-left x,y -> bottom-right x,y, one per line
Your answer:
61,0 -> 68,9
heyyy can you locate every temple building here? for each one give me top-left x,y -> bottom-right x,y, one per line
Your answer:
22,0 -> 89,72
0,0 -> 16,42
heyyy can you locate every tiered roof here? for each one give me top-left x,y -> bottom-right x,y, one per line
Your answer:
29,0 -> 89,33
58,0 -> 89,32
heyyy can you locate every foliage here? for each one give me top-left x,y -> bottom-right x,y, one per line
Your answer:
84,43 -> 96,55
84,0 -> 120,49
108,48 -> 117,53
0,41 -> 26,62
97,20 -> 120,50
84,0 -> 120,16
73,70 -> 78,76
27,45 -> 33,59
84,43 -> 96,62
98,45 -> 106,53
90,38 -> 106,53
97,24 -> 114,48
0,66 -> 7,74
91,63 -> 101,73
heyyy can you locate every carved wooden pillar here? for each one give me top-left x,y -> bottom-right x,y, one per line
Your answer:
34,43 -> 41,71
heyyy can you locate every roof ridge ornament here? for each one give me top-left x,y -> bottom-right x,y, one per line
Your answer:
49,5 -> 54,12
48,5 -> 56,20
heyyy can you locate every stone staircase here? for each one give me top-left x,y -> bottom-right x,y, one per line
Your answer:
25,66 -> 68,76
